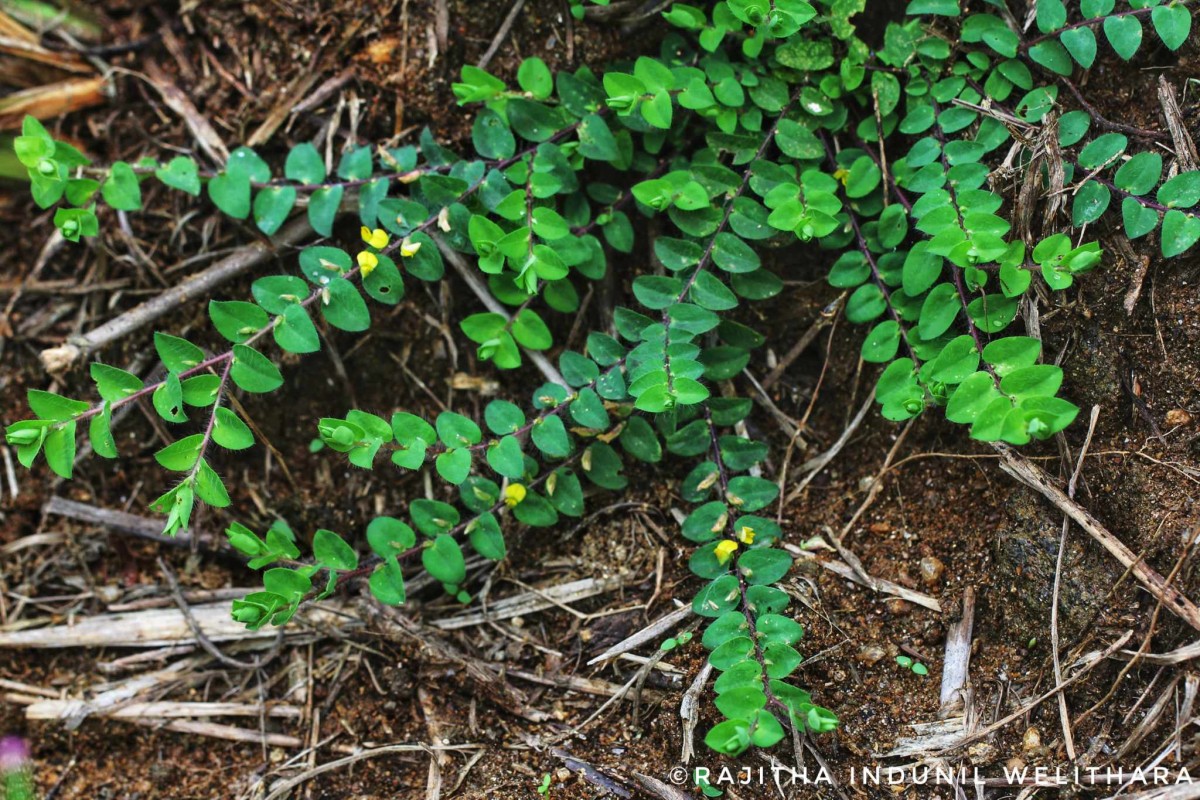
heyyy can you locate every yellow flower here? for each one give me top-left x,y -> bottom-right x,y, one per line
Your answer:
503,482 -> 527,508
714,539 -> 738,564
399,237 -> 422,258
356,250 -> 379,278
360,226 -> 389,249
736,526 -> 755,545
833,166 -> 850,186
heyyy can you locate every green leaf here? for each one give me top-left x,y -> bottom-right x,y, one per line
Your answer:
436,448 -> 472,484
577,114 -> 620,161
906,0 -> 958,15
1078,133 -> 1128,170
274,303 -> 321,354
1161,210 -> 1200,258
231,344 -> 284,393
321,279 -> 371,332
23,392 -> 72,428
511,309 -> 553,350
468,513 -> 506,560
928,334 -> 979,384
1103,15 -> 1142,60
367,516 -> 416,557
532,415 -> 571,458
155,433 -> 205,471
712,233 -> 760,273
569,388 -> 609,429
285,142 -> 326,183
1157,172 -> 1200,208
212,407 -> 254,450
423,534 -> 466,586
862,320 -> 901,363
89,405 -> 117,458
101,161 -> 141,211
966,294 -> 1018,333
947,374 -> 1003,424
559,352 -> 600,386
517,57 -> 554,99
337,146 -> 372,180
209,300 -> 269,344
726,476 -> 779,512
253,186 -> 296,235
1028,40 -> 1072,76
363,254 -> 404,305
43,421 -> 76,478
1151,3 -> 1191,50
152,374 -> 187,422
1114,152 -> 1162,195
982,336 -> 1041,376
738,548 -> 791,585
846,284 -> 886,324
369,560 -> 407,605
313,529 -> 359,570
156,156 -> 201,196
1072,180 -> 1110,226
487,435 -> 525,479
89,363 -> 143,403
1122,197 -> 1159,239
485,400 -> 526,435
918,283 -> 959,340
436,412 -> 482,449
1000,364 -> 1063,400
878,205 -> 909,249
208,170 -> 251,219
308,186 -> 343,236
845,156 -> 881,199
411,499 -> 459,536
1036,0 -> 1066,33
196,464 -> 228,509
1060,27 -> 1097,68
472,108 -> 516,160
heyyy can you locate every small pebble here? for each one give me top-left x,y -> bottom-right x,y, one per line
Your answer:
885,598 -> 910,616
1022,727 -> 1041,753
967,742 -> 998,765
1166,409 -> 1193,426
858,646 -> 886,666
1006,757 -> 1026,774
919,556 -> 945,586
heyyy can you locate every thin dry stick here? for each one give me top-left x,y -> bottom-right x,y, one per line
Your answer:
783,390 -> 874,505
1050,405 -> 1099,762
262,743 -> 481,800
939,587 -> 976,718
158,557 -> 284,670
477,0 -> 527,69
40,215 -> 314,372
775,309 -> 842,521
1078,526 -> 1200,728
760,294 -> 844,390
997,447 -> 1200,632
932,631 -> 1133,754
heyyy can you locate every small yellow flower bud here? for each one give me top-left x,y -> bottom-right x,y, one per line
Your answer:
399,237 -> 422,258
360,226 -> 390,249
736,526 -> 756,545
356,250 -> 379,277
503,482 -> 527,508
714,539 -> 738,564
